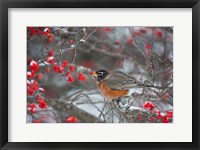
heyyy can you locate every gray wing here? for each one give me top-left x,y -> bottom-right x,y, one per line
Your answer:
105,71 -> 141,90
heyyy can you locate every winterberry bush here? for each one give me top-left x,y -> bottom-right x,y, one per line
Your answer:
27,27 -> 173,123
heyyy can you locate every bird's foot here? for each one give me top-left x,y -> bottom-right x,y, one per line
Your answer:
113,99 -> 122,109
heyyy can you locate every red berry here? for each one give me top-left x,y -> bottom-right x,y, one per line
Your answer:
166,111 -> 173,118
30,60 -> 39,72
69,65 -> 75,72
162,116 -> 170,123
104,27 -> 111,32
114,40 -> 120,45
27,71 -> 33,78
156,31 -> 163,38
53,65 -> 61,73
163,93 -> 169,99
49,37 -> 53,43
38,73 -> 43,80
48,50 -> 54,57
89,71 -> 94,75
27,103 -> 37,113
140,28 -> 147,34
47,56 -> 55,64
66,116 -> 78,123
151,117 -> 155,122
145,43 -> 152,49
69,40 -> 74,44
27,80 -> 39,96
78,72 -> 86,81
126,38 -> 133,45
61,60 -> 68,67
35,94 -> 40,99
32,119 -> 42,123
66,71 -> 70,76
60,67 -> 65,73
67,76 -> 74,82
38,99 -> 47,109
44,27 -> 50,33
144,101 -> 155,111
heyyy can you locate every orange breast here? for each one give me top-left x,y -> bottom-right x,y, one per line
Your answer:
98,81 -> 128,100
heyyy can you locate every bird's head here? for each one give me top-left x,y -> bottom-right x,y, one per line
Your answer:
91,70 -> 109,82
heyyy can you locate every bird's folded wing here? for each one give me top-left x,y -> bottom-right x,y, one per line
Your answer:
105,71 -> 141,90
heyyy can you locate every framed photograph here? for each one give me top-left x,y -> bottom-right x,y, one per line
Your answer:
0,0 -> 199,149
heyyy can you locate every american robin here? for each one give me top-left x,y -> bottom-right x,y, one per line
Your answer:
91,70 -> 160,101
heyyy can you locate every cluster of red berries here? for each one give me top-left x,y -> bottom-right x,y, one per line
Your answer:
27,79 -> 40,96
134,28 -> 163,38
27,57 -> 87,117
27,59 -> 47,115
144,101 -> 155,111
66,116 -> 78,123
153,110 -> 173,123
45,50 -> 87,82
27,60 -> 43,79
28,27 -> 53,43
27,103 -> 37,113
28,28 -> 87,123
27,60 -> 45,95
113,38 -> 134,46
27,97 -> 47,114
143,102 -> 173,123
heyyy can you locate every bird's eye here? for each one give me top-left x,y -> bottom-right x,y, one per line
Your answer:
98,72 -> 103,76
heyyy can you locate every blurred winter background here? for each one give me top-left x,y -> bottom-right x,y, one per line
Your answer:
27,27 -> 173,123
